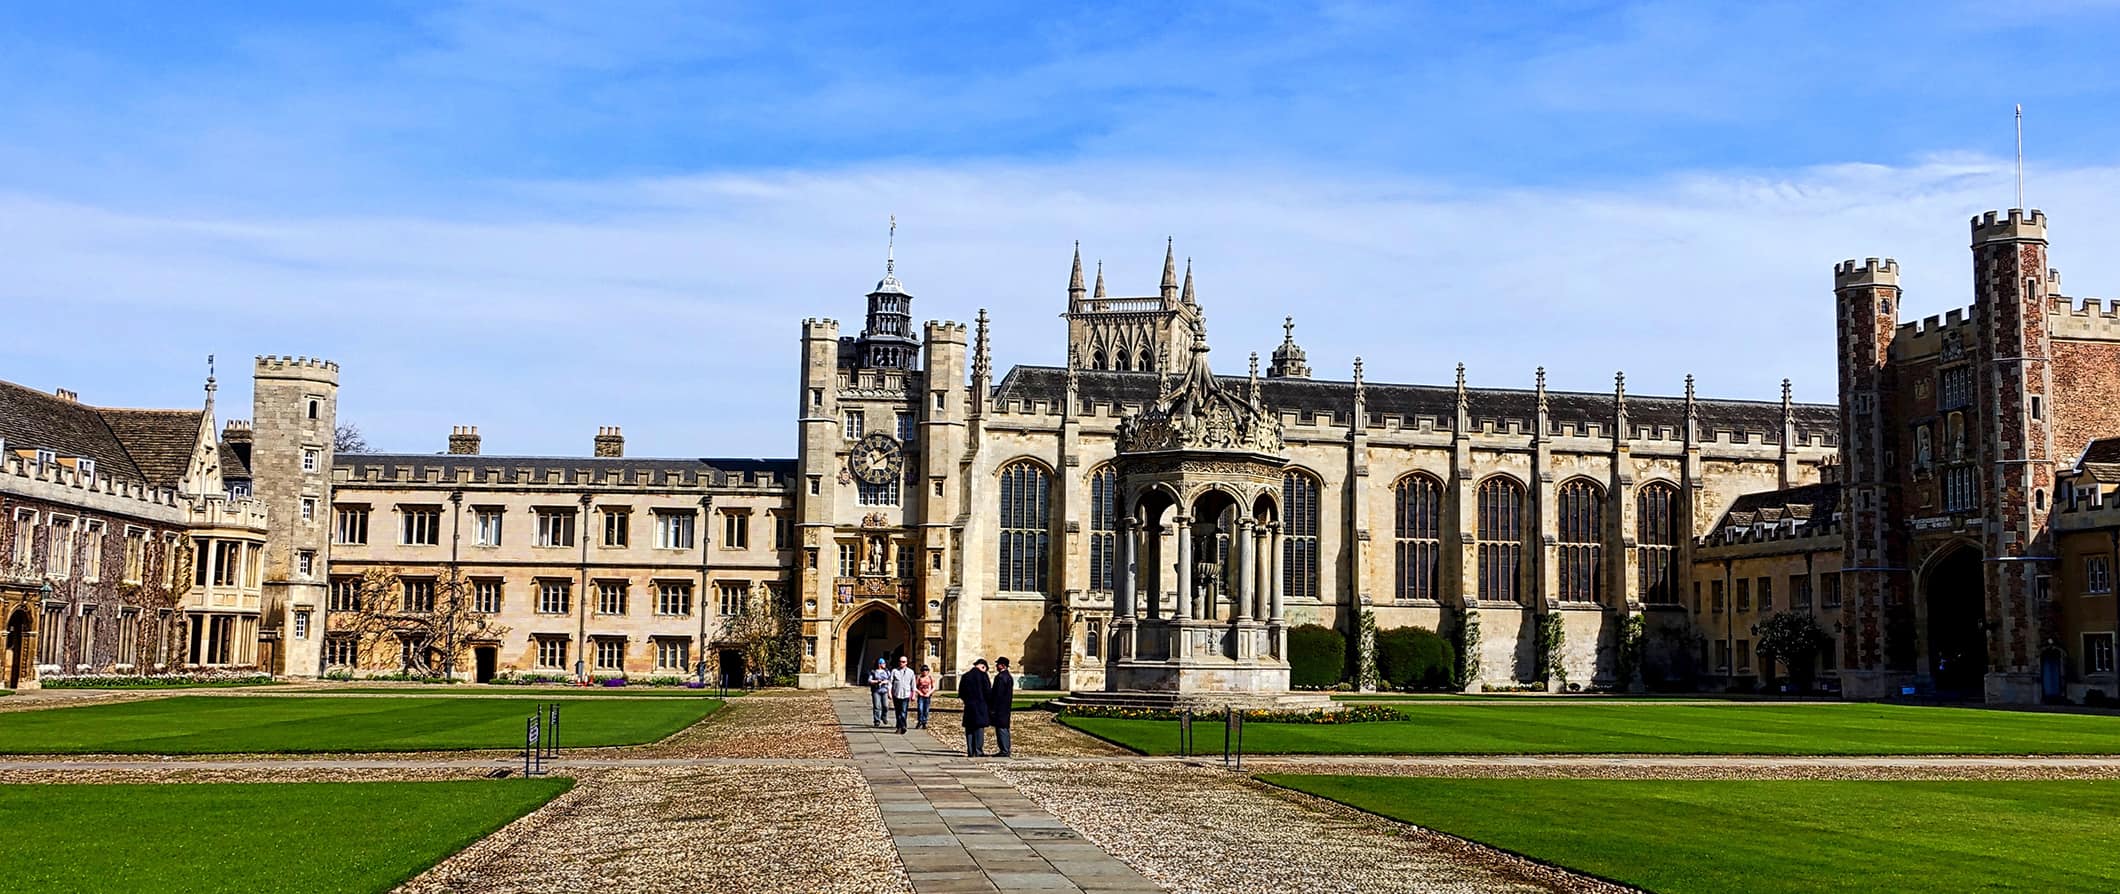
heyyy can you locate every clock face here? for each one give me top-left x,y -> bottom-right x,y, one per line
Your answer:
848,433 -> 904,485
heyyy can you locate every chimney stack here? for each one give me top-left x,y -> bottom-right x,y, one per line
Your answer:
594,426 -> 624,458
448,425 -> 481,455
54,388 -> 78,402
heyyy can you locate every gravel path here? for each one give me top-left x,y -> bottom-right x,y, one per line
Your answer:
995,761 -> 1623,894
922,704 -> 1131,758
626,691 -> 850,759
398,765 -> 909,894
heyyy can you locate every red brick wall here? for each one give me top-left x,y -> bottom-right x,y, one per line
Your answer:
2051,339 -> 2120,463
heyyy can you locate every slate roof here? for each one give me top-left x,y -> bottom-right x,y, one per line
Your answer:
335,453 -> 796,488
97,408 -> 206,490
993,366 -> 1839,444
2073,436 -> 2120,483
219,442 -> 251,481
0,379 -> 147,483
1715,482 -> 1842,530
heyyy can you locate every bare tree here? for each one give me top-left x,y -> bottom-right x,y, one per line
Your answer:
330,567 -> 507,678
714,592 -> 802,685
333,423 -> 372,454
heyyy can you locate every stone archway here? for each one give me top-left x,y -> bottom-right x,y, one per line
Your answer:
838,602 -> 911,686
1922,545 -> 1987,697
4,608 -> 30,689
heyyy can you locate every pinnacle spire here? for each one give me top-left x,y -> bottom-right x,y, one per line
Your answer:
1180,258 -> 1195,305
1092,261 -> 1106,298
1160,237 -> 1178,301
971,308 -> 992,383
1068,241 -> 1085,297
1535,366 -> 1547,414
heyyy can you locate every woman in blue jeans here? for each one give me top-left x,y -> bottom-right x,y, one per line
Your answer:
914,664 -> 937,729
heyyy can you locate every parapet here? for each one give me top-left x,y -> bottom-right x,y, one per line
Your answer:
801,318 -> 841,338
1971,209 -> 2048,245
924,320 -> 969,344
254,355 -> 340,382
1834,257 -> 1900,290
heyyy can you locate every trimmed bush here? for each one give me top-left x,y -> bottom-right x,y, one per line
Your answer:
1375,626 -> 1457,691
1288,624 -> 1347,689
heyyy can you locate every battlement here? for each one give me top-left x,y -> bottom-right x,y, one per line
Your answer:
254,355 -> 340,382
1834,257 -> 1900,289
801,318 -> 841,336
1971,208 -> 2048,244
1,450 -> 188,520
1889,305 -> 1977,359
2047,294 -> 2120,342
923,320 -> 969,342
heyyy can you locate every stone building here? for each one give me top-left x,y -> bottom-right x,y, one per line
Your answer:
0,372 -> 270,687
324,425 -> 793,682
1831,209 -> 2120,703
789,240 -> 1840,690
1690,481 -> 1844,689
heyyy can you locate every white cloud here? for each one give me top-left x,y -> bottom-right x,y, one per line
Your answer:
5,155 -> 2117,458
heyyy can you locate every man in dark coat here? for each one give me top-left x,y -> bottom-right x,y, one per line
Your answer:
988,656 -> 1016,757
959,659 -> 992,758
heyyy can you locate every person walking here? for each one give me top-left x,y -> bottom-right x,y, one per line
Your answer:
889,655 -> 917,734
914,664 -> 937,729
866,658 -> 890,727
960,658 -> 992,757
988,656 -> 1016,757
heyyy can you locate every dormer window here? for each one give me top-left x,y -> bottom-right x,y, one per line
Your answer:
77,459 -> 95,480
34,449 -> 55,468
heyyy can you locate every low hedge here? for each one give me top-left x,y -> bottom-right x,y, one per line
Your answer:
1288,624 -> 1347,688
38,672 -> 278,689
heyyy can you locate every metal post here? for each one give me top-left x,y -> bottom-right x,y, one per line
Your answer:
547,702 -> 562,757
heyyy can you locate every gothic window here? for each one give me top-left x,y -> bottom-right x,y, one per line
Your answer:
1088,466 -> 1117,592
1090,350 -> 1107,371
1637,481 -> 1680,604
1283,470 -> 1321,602
1944,466 -> 1979,512
1393,473 -> 1443,601
1136,352 -> 1151,372
1556,479 -> 1603,603
1476,476 -> 1525,603
997,461 -> 1051,593
1939,366 -> 1972,410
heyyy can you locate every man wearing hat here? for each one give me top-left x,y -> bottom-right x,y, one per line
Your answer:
866,658 -> 891,727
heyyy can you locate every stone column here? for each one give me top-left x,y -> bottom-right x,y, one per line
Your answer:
1269,524 -> 1285,622
1116,518 -> 1137,618
1145,524 -> 1162,620
1234,519 -> 1253,621
1253,524 -> 1271,620
1173,517 -> 1193,621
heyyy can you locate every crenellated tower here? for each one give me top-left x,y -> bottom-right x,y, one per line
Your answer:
1833,257 -> 1911,695
1065,239 -> 1203,372
251,354 -> 338,677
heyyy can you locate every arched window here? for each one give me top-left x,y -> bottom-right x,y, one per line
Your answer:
1088,466 -> 1117,591
307,400 -> 320,420
1556,479 -> 1604,603
1476,476 -> 1525,603
1135,352 -> 1151,372
1282,470 -> 1320,601
1090,350 -> 1107,371
997,461 -> 1051,593
1637,481 -> 1680,604
1394,474 -> 1442,601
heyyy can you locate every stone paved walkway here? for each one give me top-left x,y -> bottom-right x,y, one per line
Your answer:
834,690 -> 1161,894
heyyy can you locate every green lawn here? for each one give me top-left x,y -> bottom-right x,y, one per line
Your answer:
1265,776 -> 2120,893
1064,702 -> 2120,755
0,695 -> 720,754
0,779 -> 570,893
317,686 -> 729,697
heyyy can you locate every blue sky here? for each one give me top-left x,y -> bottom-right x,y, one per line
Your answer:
6,1 -> 2120,456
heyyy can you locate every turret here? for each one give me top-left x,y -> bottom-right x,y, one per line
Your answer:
1268,316 -> 1311,378
856,218 -> 918,370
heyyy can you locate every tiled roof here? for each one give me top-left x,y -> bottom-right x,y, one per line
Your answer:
0,379 -> 147,483
335,453 -> 796,487
219,442 -> 251,480
2074,436 -> 2120,483
1716,482 -> 1842,530
992,366 -> 1839,444
98,408 -> 205,490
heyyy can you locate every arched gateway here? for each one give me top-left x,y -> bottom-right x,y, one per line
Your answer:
1075,317 -> 1331,710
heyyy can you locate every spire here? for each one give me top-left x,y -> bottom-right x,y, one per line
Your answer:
205,353 -> 217,395
971,308 -> 992,384
1065,345 -> 1081,417
1180,258 -> 1196,305
1248,351 -> 1261,405
1535,366 -> 1548,415
1352,357 -> 1367,432
1614,371 -> 1629,438
886,214 -> 896,276
1068,241 -> 1085,301
1782,377 -> 1794,414
1160,237 -> 1178,303
1454,362 -> 1468,415
1092,261 -> 1106,299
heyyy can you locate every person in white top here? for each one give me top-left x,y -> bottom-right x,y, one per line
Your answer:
888,655 -> 918,734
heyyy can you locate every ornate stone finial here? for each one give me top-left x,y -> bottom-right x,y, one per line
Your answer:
1352,356 -> 1368,432
1068,241 -> 1085,298
1093,260 -> 1106,299
1065,346 -> 1081,415
1283,316 -> 1295,343
1270,315 -> 1311,379
1354,356 -> 1366,387
1454,362 -> 1468,413
1782,377 -> 1794,410
205,353 -> 217,393
1614,370 -> 1627,402
1160,237 -> 1178,302
1535,366 -> 1548,413
1685,373 -> 1696,403
972,308 -> 992,382
1248,351 -> 1261,404
1180,258 -> 1196,305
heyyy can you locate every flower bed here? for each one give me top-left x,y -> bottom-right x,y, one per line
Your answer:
1057,704 -> 1402,724
38,671 -> 278,689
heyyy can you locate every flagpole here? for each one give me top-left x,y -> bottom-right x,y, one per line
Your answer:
2015,104 -> 2024,211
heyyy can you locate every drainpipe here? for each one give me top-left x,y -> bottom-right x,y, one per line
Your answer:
448,490 -> 462,679
698,492 -> 714,683
1723,558 -> 1735,691
575,493 -> 590,683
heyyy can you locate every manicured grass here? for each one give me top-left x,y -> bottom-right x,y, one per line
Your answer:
1064,702 -> 2120,755
0,695 -> 720,754
39,679 -> 286,690
1264,776 -> 2120,893
0,779 -> 571,893
318,685 -> 728,697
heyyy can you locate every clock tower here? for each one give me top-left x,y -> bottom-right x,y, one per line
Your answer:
794,220 -> 966,688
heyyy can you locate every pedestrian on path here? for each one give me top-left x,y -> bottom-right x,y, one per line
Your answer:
914,664 -> 937,729
889,655 -> 917,733
989,656 -> 1016,757
867,658 -> 891,727
960,658 -> 993,757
